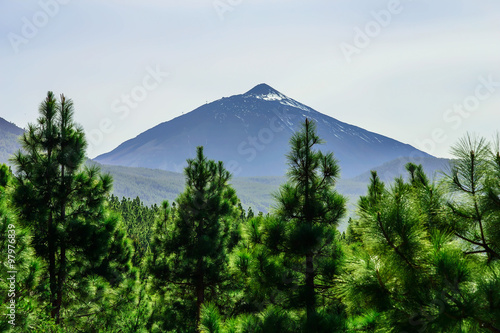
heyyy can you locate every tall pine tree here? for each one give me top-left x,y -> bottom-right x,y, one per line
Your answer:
11,92 -> 133,327
272,118 -> 346,329
148,146 -> 239,332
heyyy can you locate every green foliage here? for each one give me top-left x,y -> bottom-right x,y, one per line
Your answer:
340,135 -> 500,332
0,164 -> 43,331
147,146 -> 240,332
444,134 -> 500,260
108,195 -> 159,265
200,303 -> 222,333
272,119 -> 347,328
10,92 -> 135,330
219,119 -> 348,331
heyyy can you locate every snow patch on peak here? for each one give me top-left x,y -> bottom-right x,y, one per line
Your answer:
244,84 -> 314,113
255,92 -> 286,101
245,84 -> 287,101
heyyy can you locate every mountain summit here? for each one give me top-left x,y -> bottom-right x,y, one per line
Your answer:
94,84 -> 432,177
244,83 -> 285,97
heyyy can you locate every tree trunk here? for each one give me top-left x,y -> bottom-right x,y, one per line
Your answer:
55,127 -> 67,324
49,213 -> 58,320
55,243 -> 66,324
303,119 -> 316,325
47,143 -> 59,321
195,260 -> 205,332
305,251 -> 315,326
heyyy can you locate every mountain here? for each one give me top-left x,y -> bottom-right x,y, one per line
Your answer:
94,84 -> 433,178
0,117 -> 23,164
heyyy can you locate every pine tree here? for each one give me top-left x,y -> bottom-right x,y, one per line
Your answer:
11,92 -> 133,327
271,118 -> 346,329
147,146 -> 239,332
444,134 -> 500,260
340,154 -> 500,332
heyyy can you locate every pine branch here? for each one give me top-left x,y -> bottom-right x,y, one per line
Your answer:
454,232 -> 500,258
464,250 -> 487,255
376,212 -> 416,270
453,232 -> 484,247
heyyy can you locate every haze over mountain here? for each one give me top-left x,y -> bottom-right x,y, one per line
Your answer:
95,84 -> 433,178
0,117 -> 23,165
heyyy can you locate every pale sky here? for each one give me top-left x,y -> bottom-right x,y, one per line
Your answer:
1,0 -> 500,159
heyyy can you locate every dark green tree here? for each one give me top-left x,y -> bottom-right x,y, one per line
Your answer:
11,92 -> 133,327
147,146 -> 239,332
270,119 -> 346,329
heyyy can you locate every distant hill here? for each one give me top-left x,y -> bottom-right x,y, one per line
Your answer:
94,84 -> 434,178
0,114 -> 369,216
0,117 -> 23,164
97,162 -> 370,211
91,161 -> 290,213
353,156 -> 451,183
90,161 -> 368,231
90,161 -> 285,212
96,160 -> 455,232
91,158 -> 451,226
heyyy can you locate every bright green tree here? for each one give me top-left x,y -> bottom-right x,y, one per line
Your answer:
341,147 -> 500,332
341,169 -> 436,331
445,135 -> 500,260
11,92 -> 134,328
147,146 -> 239,332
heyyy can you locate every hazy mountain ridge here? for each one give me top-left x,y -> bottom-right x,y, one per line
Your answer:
353,156 -> 452,183
89,161 -> 284,212
95,84 -> 433,178
91,157 -> 450,232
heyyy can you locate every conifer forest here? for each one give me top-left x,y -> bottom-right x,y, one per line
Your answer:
0,92 -> 499,332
